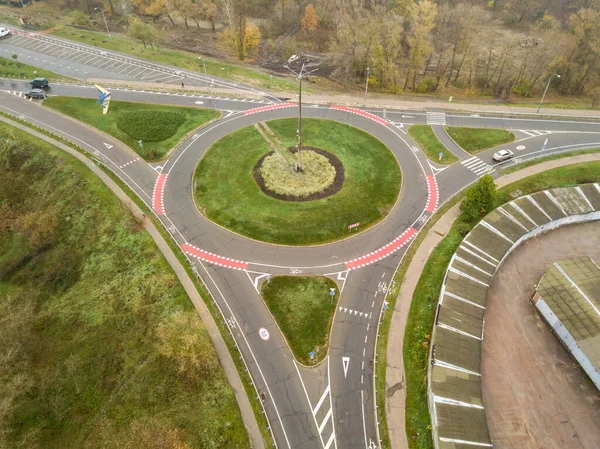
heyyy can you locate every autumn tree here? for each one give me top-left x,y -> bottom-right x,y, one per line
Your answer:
300,3 -> 319,32
130,0 -> 167,22
128,19 -> 161,48
219,0 -> 262,60
460,175 -> 497,223
189,0 -> 217,30
404,0 -> 437,90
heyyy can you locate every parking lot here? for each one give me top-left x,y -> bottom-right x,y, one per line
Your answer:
1,31 -> 191,84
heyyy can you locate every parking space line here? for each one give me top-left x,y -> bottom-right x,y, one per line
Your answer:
117,63 -> 134,73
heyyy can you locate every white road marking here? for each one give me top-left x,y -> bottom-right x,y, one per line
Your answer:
342,357 -> 350,378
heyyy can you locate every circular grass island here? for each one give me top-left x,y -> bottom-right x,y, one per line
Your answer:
193,118 -> 401,245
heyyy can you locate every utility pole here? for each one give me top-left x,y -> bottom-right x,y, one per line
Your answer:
95,8 -> 112,41
537,73 -> 560,113
284,55 -> 318,172
364,66 -> 370,106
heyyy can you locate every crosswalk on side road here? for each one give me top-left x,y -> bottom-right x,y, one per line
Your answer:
461,156 -> 494,176
427,112 -> 447,125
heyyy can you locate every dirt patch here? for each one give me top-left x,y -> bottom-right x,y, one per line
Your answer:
482,222 -> 600,449
253,146 -> 345,202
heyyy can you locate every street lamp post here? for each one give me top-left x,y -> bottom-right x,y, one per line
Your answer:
364,66 -> 370,106
95,7 -> 112,42
537,73 -> 561,113
284,55 -> 318,172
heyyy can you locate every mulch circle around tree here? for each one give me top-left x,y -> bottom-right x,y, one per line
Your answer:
253,146 -> 345,202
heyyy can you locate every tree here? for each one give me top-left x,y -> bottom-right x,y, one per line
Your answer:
404,0 -> 437,90
128,19 -> 160,49
190,0 -> 217,30
218,0 -> 261,60
459,174 -> 497,222
130,0 -> 168,22
300,3 -> 319,32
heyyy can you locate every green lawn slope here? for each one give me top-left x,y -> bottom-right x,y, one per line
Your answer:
0,122 -> 249,449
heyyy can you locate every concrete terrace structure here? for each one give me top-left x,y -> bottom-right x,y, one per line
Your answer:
427,184 -> 600,449
532,257 -> 600,390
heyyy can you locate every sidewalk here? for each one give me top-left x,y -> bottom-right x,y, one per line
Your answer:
385,152 -> 600,449
0,116 -> 265,449
299,92 -> 600,118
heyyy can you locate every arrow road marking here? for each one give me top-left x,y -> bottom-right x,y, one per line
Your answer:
103,142 -> 113,149
342,357 -> 350,378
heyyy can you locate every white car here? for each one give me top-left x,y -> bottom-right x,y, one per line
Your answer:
492,149 -> 514,162
0,27 -> 12,38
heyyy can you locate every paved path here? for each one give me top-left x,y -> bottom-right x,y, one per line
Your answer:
0,116 -> 265,449
385,153 -> 600,449
430,125 -> 471,161
483,222 -> 600,448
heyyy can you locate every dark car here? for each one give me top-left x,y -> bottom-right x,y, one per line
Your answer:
25,89 -> 47,99
29,78 -> 49,89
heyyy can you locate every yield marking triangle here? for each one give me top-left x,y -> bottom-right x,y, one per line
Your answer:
339,307 -> 343,311
354,310 -> 358,315
103,142 -> 113,149
343,308 -> 347,313
342,357 -> 350,378
359,312 -> 363,317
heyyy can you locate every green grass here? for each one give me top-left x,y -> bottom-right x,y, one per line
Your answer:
0,122 -> 250,449
194,118 -> 401,245
402,162 -> 600,449
375,193 -> 464,449
500,148 -> 600,174
43,97 -> 219,161
445,127 -> 515,153
0,56 -> 78,82
51,27 -> 300,92
261,276 -> 338,365
407,125 -> 458,164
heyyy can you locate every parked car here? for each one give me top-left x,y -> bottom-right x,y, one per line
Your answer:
0,27 -> 11,38
30,78 -> 50,89
492,149 -> 514,162
25,89 -> 47,99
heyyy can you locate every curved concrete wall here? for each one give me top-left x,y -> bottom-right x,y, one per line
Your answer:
427,183 -> 600,449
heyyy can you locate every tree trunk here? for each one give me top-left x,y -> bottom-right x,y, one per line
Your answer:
184,16 -> 189,28
281,0 -> 285,21
445,40 -> 458,87
193,18 -> 200,28
167,13 -> 175,26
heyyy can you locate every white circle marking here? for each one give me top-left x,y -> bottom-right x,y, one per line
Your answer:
259,327 -> 270,341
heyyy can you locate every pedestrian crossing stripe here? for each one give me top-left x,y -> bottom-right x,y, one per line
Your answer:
427,112 -> 446,125
519,130 -> 552,136
461,156 -> 494,176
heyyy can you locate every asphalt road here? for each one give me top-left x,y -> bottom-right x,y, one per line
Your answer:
2,34 -> 600,449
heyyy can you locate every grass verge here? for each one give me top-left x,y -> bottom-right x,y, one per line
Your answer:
194,118 -> 401,245
43,96 -> 219,161
0,122 -> 250,449
261,276 -> 338,366
0,56 -> 78,82
51,27 -> 299,92
0,110 -> 275,447
407,125 -> 458,165
500,148 -> 600,174
445,127 -> 515,153
401,162 -> 600,449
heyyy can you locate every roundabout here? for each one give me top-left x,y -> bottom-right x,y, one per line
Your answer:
5,80 -> 599,449
193,118 -> 402,245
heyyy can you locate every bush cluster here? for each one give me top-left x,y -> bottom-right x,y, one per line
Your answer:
259,150 -> 336,197
116,109 -> 185,142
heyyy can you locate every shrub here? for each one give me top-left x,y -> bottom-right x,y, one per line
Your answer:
416,77 -> 436,93
116,110 -> 185,142
460,175 -> 497,223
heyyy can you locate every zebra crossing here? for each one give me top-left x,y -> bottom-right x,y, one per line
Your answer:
427,112 -> 447,125
1,90 -> 37,100
461,156 -> 493,176
519,130 -> 552,137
